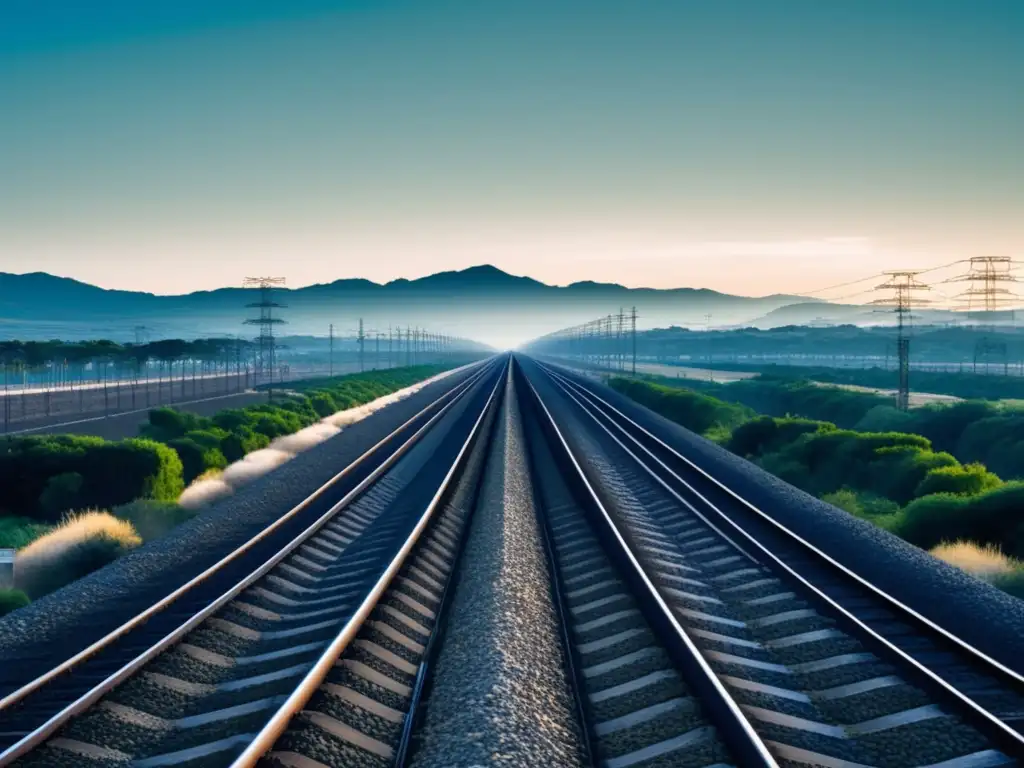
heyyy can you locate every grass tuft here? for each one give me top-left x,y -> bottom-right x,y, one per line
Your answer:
15,511 -> 142,599
930,540 -> 1024,599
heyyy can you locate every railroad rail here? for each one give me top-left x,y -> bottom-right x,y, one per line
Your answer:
524,355 -> 1024,767
0,358 -> 504,766
4,352 -> 1022,768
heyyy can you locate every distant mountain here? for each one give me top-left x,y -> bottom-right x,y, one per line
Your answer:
0,266 -> 811,347
739,301 -> 1005,330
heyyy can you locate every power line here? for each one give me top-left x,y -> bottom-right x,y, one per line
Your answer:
801,260 -> 966,298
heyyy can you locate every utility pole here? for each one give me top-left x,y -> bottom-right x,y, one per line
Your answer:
389,325 -> 393,369
374,331 -> 380,370
870,271 -> 931,410
704,313 -> 713,381
243,277 -> 287,399
358,318 -> 365,372
329,323 -> 334,377
631,306 -> 637,375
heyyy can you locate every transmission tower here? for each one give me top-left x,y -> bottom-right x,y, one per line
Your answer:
243,277 -> 287,389
944,257 -> 1021,373
869,271 -> 931,410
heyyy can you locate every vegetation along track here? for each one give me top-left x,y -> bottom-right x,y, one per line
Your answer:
0,358 -> 505,767
525,355 -> 1024,767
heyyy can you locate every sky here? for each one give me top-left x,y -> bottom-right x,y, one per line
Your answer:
2,1 -> 1022,297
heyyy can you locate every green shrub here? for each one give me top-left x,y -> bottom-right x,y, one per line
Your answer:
15,511 -> 142,598
892,483 -> 1024,557
309,392 -> 338,418
141,407 -> 211,442
608,378 -> 752,437
820,489 -> 899,521
168,438 -> 227,485
0,589 -> 29,617
219,427 -> 269,463
727,416 -> 833,459
38,472 -> 84,518
184,428 -> 229,449
0,436 -> 184,522
112,500 -> 194,542
0,517 -> 52,549
853,405 -> 916,434
211,409 -> 253,433
916,463 -> 1003,497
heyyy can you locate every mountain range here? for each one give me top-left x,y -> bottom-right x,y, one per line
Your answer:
2,264 -> 966,347
0,265 -> 819,347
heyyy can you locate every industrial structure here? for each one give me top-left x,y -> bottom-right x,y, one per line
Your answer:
243,277 -> 287,388
869,271 -> 932,410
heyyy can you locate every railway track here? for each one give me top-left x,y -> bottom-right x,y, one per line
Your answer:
522,356 -> 1024,767
3,351 -> 1022,768
0,359 -> 505,767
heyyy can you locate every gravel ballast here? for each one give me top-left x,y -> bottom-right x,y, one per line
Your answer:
410,369 -> 586,768
0,363 -> 487,670
531,357 -> 1024,676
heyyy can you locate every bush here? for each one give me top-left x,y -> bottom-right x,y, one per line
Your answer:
820,489 -> 899,520
754,428 -> 944,503
0,589 -> 30,617
168,438 -> 227,485
38,472 -> 84,518
309,392 -> 338,418
219,427 -> 269,463
916,463 -> 1003,497
15,511 -> 142,598
0,517 -> 52,549
0,436 -> 184,522
184,428 -> 229,449
892,483 -> 1024,557
111,500 -> 193,542
853,405 -> 916,434
141,407 -> 211,442
727,416 -> 833,459
608,378 -> 752,437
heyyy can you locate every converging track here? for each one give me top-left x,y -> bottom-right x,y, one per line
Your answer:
522,356 -> 1024,767
0,359 -> 505,767
2,353 -> 1023,768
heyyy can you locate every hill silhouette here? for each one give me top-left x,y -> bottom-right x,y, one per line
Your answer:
0,265 -> 809,347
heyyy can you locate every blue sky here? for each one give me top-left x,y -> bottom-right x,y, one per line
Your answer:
2,1 -> 1022,296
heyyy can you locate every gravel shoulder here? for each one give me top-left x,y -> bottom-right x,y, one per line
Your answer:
410,369 -> 585,767
0,363 -> 484,662
534,357 -> 1024,676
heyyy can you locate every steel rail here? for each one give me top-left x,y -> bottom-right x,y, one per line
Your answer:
517,361 -> 778,768
537,359 -> 1024,757
230,358 -> 507,766
0,360 -> 496,765
391,367 -> 509,767
541,359 -> 1024,686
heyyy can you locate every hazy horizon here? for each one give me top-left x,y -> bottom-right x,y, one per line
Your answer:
3,2 -> 1022,298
